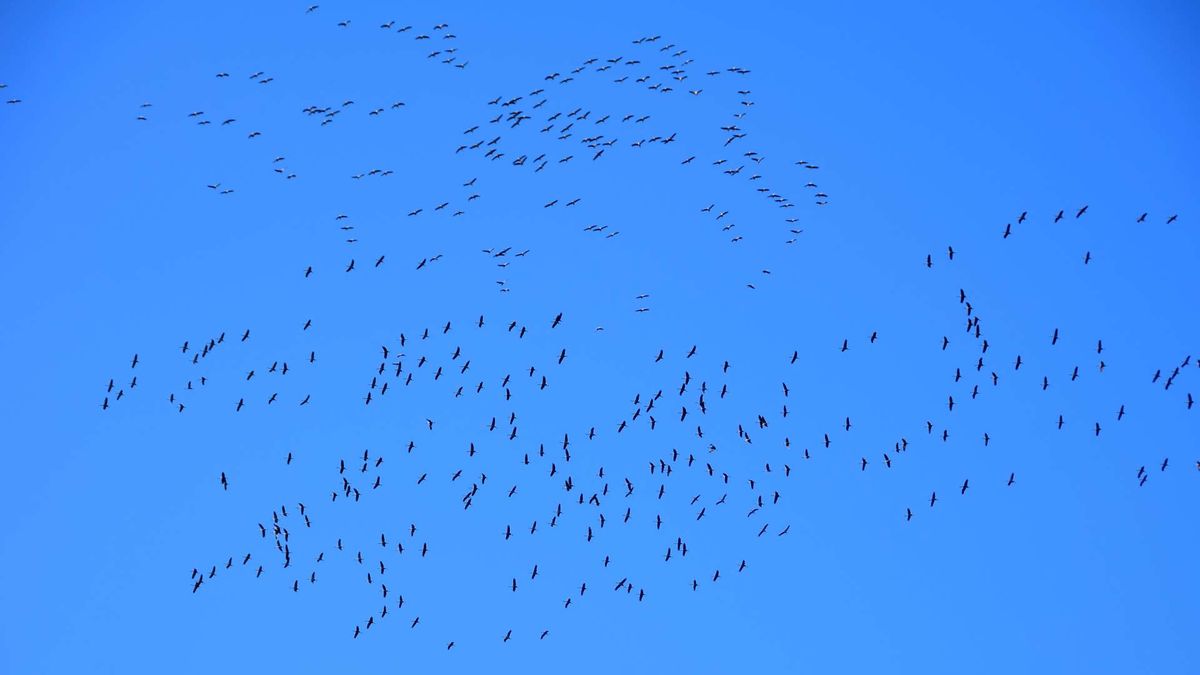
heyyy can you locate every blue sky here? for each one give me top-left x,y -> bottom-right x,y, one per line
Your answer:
2,1 -> 1198,673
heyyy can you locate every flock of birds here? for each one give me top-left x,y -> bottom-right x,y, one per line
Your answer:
7,3 -> 1186,654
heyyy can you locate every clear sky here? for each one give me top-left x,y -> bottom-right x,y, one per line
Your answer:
2,1 -> 1198,673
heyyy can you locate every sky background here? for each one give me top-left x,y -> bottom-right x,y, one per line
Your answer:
2,1 -> 1199,673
